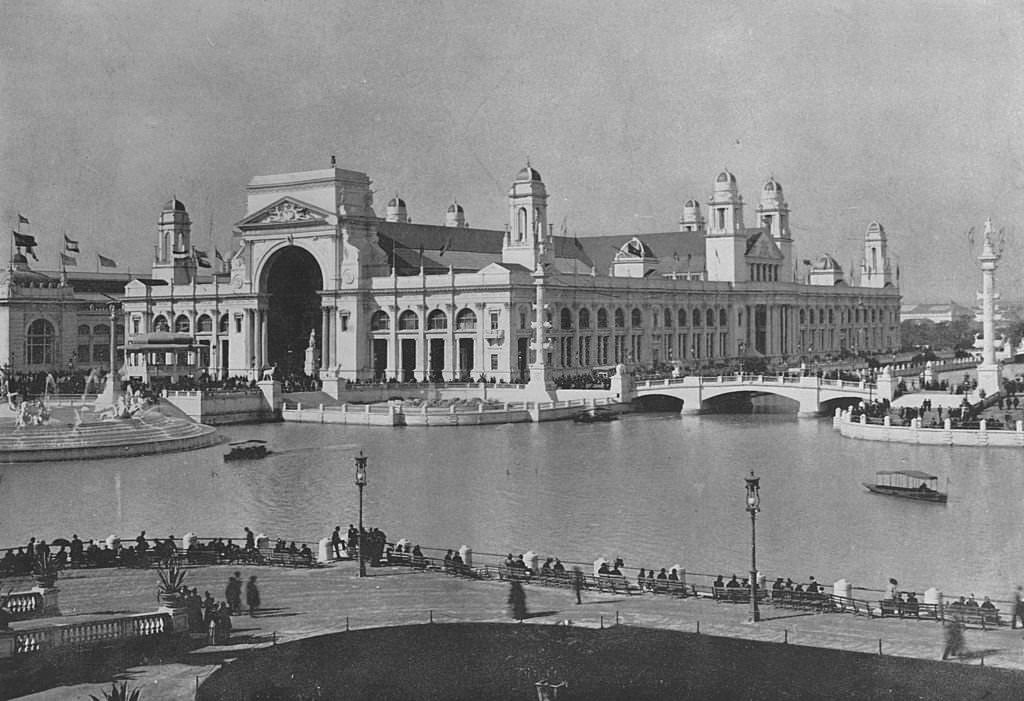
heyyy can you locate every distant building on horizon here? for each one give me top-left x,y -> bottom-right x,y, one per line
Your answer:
900,302 -> 974,325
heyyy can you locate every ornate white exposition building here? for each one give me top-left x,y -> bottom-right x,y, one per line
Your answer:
0,161 -> 901,395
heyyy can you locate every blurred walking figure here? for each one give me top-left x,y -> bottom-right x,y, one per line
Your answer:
245,575 -> 261,617
1013,586 -> 1024,630
941,616 -> 965,660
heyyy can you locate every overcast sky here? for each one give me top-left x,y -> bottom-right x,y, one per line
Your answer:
2,0 -> 1022,305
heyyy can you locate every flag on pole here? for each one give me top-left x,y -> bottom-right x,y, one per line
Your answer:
439,234 -> 452,256
64,234 -> 80,253
12,231 -> 38,259
17,214 -> 29,225
98,254 -> 117,268
193,247 -> 212,268
13,231 -> 36,249
573,235 -> 584,251
60,252 -> 77,266
215,248 -> 225,265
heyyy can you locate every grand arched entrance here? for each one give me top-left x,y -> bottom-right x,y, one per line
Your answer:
262,246 -> 323,376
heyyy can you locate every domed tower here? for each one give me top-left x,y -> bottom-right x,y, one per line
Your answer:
445,201 -> 467,228
704,170 -> 747,282
679,199 -> 704,232
503,163 -> 551,269
385,195 -> 410,223
757,177 -> 793,281
859,221 -> 893,288
153,197 -> 193,284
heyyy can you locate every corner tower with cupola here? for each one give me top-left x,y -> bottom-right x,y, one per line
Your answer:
757,177 -> 793,281
704,170 -> 747,282
153,198 -> 195,285
859,221 -> 894,288
503,164 -> 551,270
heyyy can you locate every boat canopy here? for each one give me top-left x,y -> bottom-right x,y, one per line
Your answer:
875,470 -> 938,480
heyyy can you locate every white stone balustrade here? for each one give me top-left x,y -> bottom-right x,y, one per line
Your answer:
6,611 -> 172,658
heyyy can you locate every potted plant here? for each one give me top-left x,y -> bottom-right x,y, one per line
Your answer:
155,559 -> 188,607
32,552 -> 60,588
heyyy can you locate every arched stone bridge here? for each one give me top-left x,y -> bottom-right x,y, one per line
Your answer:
631,373 -> 890,416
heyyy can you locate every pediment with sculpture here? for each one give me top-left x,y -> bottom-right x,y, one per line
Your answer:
236,197 -> 336,230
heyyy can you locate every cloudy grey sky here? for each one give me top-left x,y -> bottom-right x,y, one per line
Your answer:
2,0 -> 1022,305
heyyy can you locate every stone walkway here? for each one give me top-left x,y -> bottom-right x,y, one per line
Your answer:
12,561 -> 1024,700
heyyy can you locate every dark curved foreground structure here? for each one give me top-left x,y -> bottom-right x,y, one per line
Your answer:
198,623 -> 1023,701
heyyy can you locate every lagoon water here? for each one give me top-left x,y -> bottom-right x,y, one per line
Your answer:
1,408 -> 1021,601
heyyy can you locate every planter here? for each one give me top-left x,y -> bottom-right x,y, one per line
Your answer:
158,591 -> 185,608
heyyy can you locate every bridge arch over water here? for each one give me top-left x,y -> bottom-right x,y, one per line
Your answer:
632,373 -> 889,416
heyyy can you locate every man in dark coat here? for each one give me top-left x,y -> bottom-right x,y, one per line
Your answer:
245,575 -> 261,616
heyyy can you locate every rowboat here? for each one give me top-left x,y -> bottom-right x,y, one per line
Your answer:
863,469 -> 947,503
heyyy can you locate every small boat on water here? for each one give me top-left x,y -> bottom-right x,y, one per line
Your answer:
573,407 -> 618,423
224,439 -> 269,461
863,469 -> 947,503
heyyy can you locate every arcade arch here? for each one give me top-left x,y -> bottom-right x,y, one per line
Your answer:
259,246 -> 324,375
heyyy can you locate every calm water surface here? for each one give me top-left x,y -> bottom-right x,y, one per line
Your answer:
1,410 -> 1020,600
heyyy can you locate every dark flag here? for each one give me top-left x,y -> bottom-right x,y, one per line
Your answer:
64,234 -> 80,253
439,235 -> 452,256
13,231 -> 36,248
60,252 -> 77,267
13,231 -> 38,259
573,235 -> 584,251
17,214 -> 29,225
193,248 -> 212,268
98,254 -> 117,268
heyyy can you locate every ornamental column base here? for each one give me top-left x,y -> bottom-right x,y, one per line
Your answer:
976,363 -> 1001,399
525,364 -> 554,402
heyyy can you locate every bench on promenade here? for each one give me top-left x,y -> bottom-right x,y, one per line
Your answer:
828,595 -> 875,618
770,590 -> 831,612
712,586 -> 768,604
256,546 -> 318,568
594,573 -> 637,595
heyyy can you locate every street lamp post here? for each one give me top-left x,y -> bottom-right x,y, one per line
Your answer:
745,470 -> 761,623
354,451 -> 368,578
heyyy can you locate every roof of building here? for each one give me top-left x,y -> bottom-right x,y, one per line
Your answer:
579,230 -> 706,277
376,221 -> 592,275
163,198 -> 187,212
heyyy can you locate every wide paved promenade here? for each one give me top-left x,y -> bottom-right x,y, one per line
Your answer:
13,560 -> 1024,699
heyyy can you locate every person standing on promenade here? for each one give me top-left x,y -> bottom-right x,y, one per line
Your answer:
1013,586 -> 1024,630
331,526 -> 343,560
244,527 -> 255,555
572,567 -> 585,604
508,580 -> 527,621
225,572 -> 242,614
246,575 -> 261,617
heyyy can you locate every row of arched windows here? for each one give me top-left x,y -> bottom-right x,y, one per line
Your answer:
370,308 -> 479,332
151,314 -> 228,334
552,306 -> 730,331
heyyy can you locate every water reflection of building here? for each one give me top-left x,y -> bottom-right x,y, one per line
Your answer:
113,162 -> 900,395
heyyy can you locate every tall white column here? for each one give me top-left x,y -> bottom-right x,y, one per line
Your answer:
976,218 -> 1002,396
526,263 -> 553,398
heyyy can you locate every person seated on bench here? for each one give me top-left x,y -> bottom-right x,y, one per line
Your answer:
288,541 -> 299,555
772,577 -> 785,600
451,550 -> 464,572
725,574 -> 740,601
904,591 -> 920,617
965,593 -> 979,610
667,568 -> 679,585
980,596 -> 998,621
540,558 -> 554,577
597,561 -> 610,576
552,558 -> 565,575
411,544 -> 426,567
637,568 -> 647,590
806,576 -> 820,594
656,568 -> 668,591
299,543 -> 313,563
